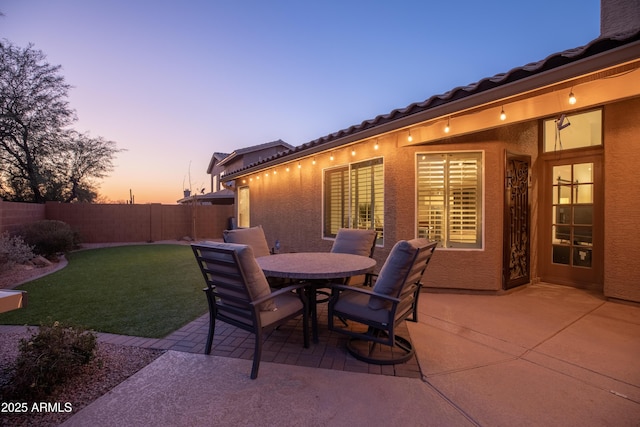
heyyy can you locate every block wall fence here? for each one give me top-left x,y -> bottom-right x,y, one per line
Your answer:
0,200 -> 234,243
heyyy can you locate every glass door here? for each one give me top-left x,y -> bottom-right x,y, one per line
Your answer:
541,154 -> 603,289
237,186 -> 250,228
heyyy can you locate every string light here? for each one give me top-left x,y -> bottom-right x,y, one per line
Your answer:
500,107 -> 506,121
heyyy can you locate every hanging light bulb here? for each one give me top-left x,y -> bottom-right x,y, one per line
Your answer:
330,152 -> 334,161
297,162 -> 301,169
286,165 -> 290,172
500,107 -> 506,121
444,118 -> 450,133
312,157 -> 316,165
273,169 -> 277,175
351,147 -> 356,156
407,130 -> 413,142
568,89 -> 576,105
374,139 -> 379,150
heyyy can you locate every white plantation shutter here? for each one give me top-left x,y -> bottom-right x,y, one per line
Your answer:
324,167 -> 349,237
350,159 -> 384,242
417,155 -> 445,242
417,153 -> 482,248
324,158 -> 384,244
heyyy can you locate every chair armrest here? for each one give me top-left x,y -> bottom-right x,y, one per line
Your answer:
330,284 -> 401,304
250,282 -> 308,307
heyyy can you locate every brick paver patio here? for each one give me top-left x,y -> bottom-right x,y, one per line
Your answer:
98,303 -> 422,378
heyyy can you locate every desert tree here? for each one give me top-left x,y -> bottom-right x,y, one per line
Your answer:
0,39 -> 121,203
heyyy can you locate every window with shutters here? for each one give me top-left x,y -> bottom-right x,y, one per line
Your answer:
416,152 -> 483,249
324,158 -> 384,245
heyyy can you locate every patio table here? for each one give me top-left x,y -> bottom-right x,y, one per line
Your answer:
256,252 -> 376,342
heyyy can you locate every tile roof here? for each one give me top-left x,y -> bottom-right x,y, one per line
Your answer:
217,139 -> 294,167
224,29 -> 640,179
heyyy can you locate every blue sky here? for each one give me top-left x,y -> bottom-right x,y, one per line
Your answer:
1,1 -> 601,203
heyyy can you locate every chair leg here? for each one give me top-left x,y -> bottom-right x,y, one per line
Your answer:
204,293 -> 216,355
251,332 -> 263,379
410,285 -> 422,322
205,316 -> 215,355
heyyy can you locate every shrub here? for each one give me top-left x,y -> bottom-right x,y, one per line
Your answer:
0,232 -> 35,269
1,321 -> 97,400
20,220 -> 79,258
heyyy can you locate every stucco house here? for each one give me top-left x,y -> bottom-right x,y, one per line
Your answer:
179,140 -> 293,205
218,0 -> 640,304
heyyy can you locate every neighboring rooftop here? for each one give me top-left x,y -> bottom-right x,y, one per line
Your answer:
216,139 -> 294,167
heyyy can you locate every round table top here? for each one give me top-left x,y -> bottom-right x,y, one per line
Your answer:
256,252 -> 376,280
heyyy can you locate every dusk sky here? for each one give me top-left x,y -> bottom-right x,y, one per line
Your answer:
2,1 -> 601,204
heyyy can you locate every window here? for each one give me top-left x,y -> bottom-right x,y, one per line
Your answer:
416,152 -> 483,249
543,109 -> 602,152
237,186 -> 250,228
324,158 -> 384,244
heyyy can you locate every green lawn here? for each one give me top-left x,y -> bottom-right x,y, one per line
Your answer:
0,244 -> 208,338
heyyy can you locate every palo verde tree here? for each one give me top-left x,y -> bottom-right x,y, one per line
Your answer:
0,39 -> 121,203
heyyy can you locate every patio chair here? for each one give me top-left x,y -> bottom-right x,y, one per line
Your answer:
330,228 -> 377,286
192,242 -> 309,379
222,225 -> 272,257
328,238 -> 437,364
316,228 -> 379,307
223,225 -> 288,287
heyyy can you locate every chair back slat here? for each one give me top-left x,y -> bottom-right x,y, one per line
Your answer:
193,245 -> 255,324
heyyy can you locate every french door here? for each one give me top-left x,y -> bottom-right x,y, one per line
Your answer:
540,150 -> 603,289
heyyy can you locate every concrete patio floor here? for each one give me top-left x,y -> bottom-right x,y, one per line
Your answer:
62,282 -> 640,426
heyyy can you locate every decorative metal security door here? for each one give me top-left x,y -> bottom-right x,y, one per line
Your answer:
503,152 -> 531,290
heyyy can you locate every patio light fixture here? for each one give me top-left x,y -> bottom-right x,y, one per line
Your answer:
351,147 -> 356,156
444,117 -> 450,133
407,130 -> 413,142
330,152 -> 334,161
374,139 -> 379,150
568,89 -> 577,105
500,107 -> 506,121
